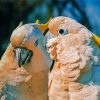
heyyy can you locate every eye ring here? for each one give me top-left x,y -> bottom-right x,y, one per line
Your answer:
58,29 -> 68,35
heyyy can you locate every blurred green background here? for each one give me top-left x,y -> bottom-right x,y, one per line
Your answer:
0,0 -> 100,57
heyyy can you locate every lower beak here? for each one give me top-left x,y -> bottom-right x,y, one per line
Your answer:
14,47 -> 33,67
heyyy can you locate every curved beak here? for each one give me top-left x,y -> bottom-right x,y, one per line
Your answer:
14,47 -> 33,67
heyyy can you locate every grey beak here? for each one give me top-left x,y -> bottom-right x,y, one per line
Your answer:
14,48 -> 33,67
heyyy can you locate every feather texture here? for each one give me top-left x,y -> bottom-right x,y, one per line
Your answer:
0,23 -> 52,100
47,16 -> 99,100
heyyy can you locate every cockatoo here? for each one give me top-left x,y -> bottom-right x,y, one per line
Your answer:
0,22 -> 52,100
46,16 -> 100,100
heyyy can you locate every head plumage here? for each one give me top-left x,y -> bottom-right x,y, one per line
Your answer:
35,18 -> 52,33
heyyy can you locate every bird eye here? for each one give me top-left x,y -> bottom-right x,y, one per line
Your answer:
58,29 -> 68,35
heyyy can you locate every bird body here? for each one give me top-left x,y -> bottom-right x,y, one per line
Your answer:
47,16 -> 100,100
0,23 -> 52,100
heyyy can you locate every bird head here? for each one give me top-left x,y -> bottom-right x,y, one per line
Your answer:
10,22 -> 51,72
47,16 -> 92,45
46,16 -> 92,49
46,16 -> 93,61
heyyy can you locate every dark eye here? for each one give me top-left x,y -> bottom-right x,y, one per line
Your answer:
58,29 -> 68,35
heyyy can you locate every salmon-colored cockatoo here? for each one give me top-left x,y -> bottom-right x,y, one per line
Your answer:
46,16 -> 100,100
0,22 -> 52,100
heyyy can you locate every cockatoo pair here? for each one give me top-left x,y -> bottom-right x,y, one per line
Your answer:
0,16 -> 100,100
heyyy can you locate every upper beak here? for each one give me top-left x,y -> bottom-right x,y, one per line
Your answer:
14,47 -> 33,67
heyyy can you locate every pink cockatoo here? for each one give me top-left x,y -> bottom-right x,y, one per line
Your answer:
46,16 -> 99,100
